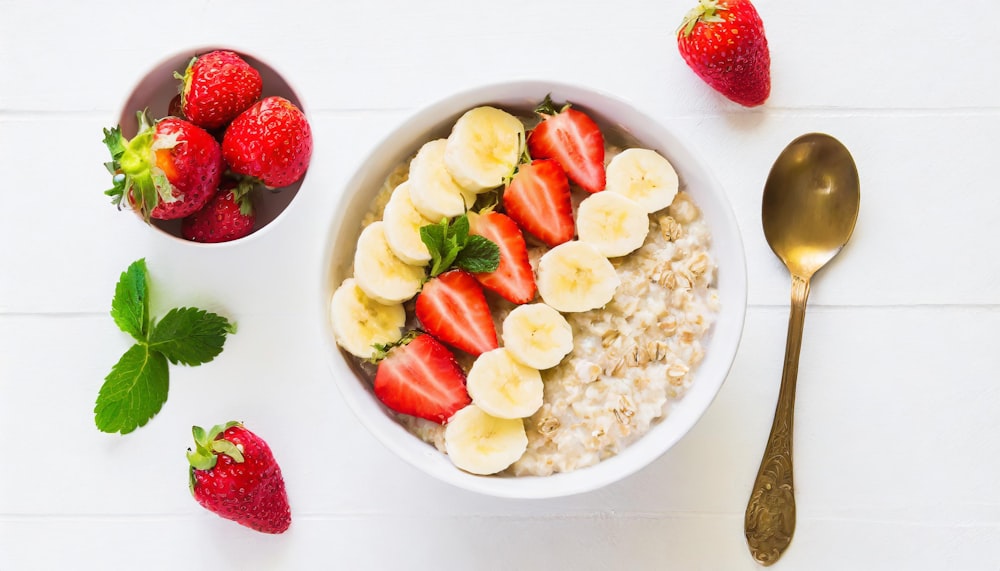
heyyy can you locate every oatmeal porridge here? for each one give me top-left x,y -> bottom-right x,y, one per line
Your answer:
331,102 -> 718,477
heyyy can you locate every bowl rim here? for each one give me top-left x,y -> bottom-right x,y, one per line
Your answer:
319,80 -> 748,499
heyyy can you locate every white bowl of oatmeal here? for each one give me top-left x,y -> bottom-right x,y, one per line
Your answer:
320,81 -> 746,498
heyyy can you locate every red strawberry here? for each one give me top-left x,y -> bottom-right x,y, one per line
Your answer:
416,270 -> 498,356
187,422 -> 291,534
526,96 -> 606,193
222,96 -> 313,188
103,113 -> 223,220
176,50 -> 263,130
373,333 -> 471,424
502,159 -> 574,247
677,0 -> 770,107
469,212 -> 536,304
181,180 -> 256,243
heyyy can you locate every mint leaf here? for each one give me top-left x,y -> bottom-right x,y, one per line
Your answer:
450,214 -> 470,246
94,344 -> 169,434
421,218 -> 458,277
110,259 -> 149,341
147,307 -> 236,366
454,235 -> 500,273
421,215 -> 490,277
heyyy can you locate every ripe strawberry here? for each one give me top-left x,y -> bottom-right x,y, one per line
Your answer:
469,212 -> 536,304
526,96 -> 606,193
187,422 -> 291,534
676,0 -> 770,107
222,96 -> 312,188
373,333 -> 471,424
175,50 -> 263,130
416,270 -> 498,357
181,180 -> 256,243
503,159 -> 574,247
103,113 -> 223,221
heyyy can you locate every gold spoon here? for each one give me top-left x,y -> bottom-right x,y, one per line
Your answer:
744,133 -> 860,565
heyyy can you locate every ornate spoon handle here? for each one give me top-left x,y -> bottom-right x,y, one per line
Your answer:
745,274 -> 810,566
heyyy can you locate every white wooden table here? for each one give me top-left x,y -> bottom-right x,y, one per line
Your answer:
2,1 -> 998,568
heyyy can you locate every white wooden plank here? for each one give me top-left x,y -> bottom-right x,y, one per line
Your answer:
0,112 -> 407,315
669,110 -> 1000,307
2,0 -> 999,113
3,307 -> 997,521
0,515 -> 996,570
3,111 -> 999,314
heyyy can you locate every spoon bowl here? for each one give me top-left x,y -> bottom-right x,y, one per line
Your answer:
745,133 -> 860,565
762,133 -> 860,277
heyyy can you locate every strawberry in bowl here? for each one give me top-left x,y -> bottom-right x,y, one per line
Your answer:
321,82 -> 747,499
107,47 -> 312,244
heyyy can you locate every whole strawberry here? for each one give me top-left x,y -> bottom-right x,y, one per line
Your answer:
188,422 -> 291,534
176,50 -> 263,130
182,180 -> 256,243
677,0 -> 770,107
223,96 -> 313,188
103,112 -> 224,220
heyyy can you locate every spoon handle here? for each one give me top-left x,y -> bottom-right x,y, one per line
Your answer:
745,274 -> 811,566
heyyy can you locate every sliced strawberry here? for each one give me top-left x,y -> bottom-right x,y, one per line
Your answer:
373,333 -> 471,424
415,270 -> 498,356
469,212 -> 536,304
502,159 -> 574,247
526,96 -> 606,193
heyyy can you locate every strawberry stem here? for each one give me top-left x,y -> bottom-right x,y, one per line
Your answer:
105,110 -> 180,222
226,174 -> 259,216
679,0 -> 730,36
187,421 -> 243,472
369,330 -> 420,364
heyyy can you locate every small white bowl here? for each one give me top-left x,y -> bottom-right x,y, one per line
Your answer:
320,81 -> 747,498
116,46 -> 309,245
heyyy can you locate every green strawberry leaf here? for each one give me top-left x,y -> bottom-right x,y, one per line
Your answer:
454,235 -> 500,274
110,259 -> 149,342
94,344 -> 169,435
147,307 -> 236,366
103,125 -> 126,163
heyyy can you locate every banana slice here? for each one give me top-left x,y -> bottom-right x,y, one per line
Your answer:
466,348 -> 544,419
606,148 -> 679,213
382,181 -> 434,266
408,139 -> 477,222
536,241 -> 620,313
501,303 -> 574,370
330,278 -> 406,359
576,191 -> 650,258
444,404 -> 528,475
353,221 -> 425,304
444,106 -> 525,193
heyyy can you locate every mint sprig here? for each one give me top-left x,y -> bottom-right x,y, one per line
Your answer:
95,259 -> 235,435
420,214 -> 500,278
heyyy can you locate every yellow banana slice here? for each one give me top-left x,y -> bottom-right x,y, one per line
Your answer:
408,139 -> 477,222
466,348 -> 544,419
501,303 -> 574,370
536,241 -> 620,313
606,148 -> 679,213
444,404 -> 528,475
330,278 -> 406,359
444,106 -> 525,193
353,221 -> 425,304
382,181 -> 434,266
576,191 -> 650,258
